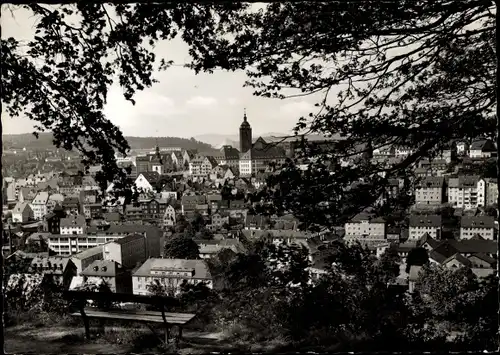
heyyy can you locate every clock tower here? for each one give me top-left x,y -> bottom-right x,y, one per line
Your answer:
239,109 -> 252,153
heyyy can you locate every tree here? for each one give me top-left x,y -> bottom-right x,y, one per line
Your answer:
164,235 -> 200,259
405,247 -> 429,273
2,3 -> 245,199
183,2 -> 496,228
191,212 -> 206,232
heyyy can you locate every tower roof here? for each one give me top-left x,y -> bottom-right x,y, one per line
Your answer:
240,109 -> 251,129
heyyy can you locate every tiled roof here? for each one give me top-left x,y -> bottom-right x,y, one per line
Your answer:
219,146 -> 240,160
239,137 -> 287,160
60,214 -> 86,228
448,175 -> 480,188
32,192 -> 50,204
469,252 -> 496,265
442,253 -> 472,267
133,258 -> 212,280
418,233 -> 440,249
139,172 -> 160,184
71,245 -> 103,260
81,259 -> 121,277
13,202 -> 30,213
110,233 -> 145,245
29,256 -> 72,275
409,214 -> 442,227
460,216 -> 495,229
350,213 -> 386,223
417,177 -> 444,188
470,139 -> 496,152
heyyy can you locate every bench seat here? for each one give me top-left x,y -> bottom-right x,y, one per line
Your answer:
70,308 -> 196,325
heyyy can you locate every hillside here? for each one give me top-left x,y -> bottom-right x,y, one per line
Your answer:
2,133 -> 214,151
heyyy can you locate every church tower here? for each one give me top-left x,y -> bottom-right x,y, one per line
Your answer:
239,109 -> 252,153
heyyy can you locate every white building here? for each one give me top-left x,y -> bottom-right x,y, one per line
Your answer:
30,191 -> 49,220
344,213 -> 386,245
132,258 -> 213,296
460,216 -> 495,240
134,172 -> 160,192
408,214 -> 442,241
163,205 -> 176,227
189,156 -> 218,177
12,202 -> 34,223
70,245 -> 104,274
447,176 -> 480,209
60,215 -> 86,235
468,139 -> 496,159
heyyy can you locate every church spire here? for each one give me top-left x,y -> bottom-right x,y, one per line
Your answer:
239,108 -> 252,153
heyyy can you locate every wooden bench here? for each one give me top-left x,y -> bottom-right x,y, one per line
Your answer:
64,290 -> 197,344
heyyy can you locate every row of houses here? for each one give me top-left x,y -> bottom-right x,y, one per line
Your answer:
343,213 -> 496,244
415,176 -> 498,208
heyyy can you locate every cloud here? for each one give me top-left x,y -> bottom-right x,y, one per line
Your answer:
227,97 -> 240,106
185,96 -> 217,107
279,101 -> 315,116
103,86 -> 185,135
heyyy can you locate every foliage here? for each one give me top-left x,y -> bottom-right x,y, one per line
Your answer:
184,1 -> 496,228
414,265 -> 498,350
2,3 -> 245,199
146,279 -> 175,297
5,273 -> 69,323
163,234 -> 200,259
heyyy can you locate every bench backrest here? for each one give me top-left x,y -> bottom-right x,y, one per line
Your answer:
63,290 -> 179,308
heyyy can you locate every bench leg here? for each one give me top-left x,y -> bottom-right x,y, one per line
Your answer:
179,327 -> 183,341
79,308 -> 91,340
165,327 -> 170,344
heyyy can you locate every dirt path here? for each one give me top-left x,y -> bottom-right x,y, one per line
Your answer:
4,324 -> 226,354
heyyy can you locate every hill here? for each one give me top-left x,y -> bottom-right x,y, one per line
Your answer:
2,133 -> 214,152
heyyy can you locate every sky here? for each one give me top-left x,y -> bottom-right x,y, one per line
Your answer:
1,5 -> 322,139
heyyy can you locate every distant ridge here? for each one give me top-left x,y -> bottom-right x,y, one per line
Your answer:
2,132 -> 214,151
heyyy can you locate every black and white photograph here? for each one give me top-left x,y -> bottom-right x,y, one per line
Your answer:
1,1 -> 498,353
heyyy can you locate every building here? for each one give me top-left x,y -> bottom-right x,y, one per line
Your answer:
132,258 -> 213,296
456,140 -> 469,156
12,202 -> 34,224
212,146 -> 240,171
134,172 -> 160,192
415,177 -> 445,205
195,239 -> 246,259
62,197 -> 80,215
239,110 -> 252,154
82,203 -> 102,220
80,259 -> 132,293
460,216 -> 495,240
239,137 -> 287,176
211,212 -> 230,228
103,234 -> 147,269
124,204 -> 143,221
408,214 -> 442,241
344,213 -> 386,245
28,256 -> 77,289
181,195 -> 207,214
60,214 -> 86,235
477,178 -> 498,207
189,156 -> 219,177
447,175 -> 480,209
48,224 -> 162,258
30,192 -> 49,220
70,245 -> 104,274
163,205 -> 176,227
469,139 -> 496,159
